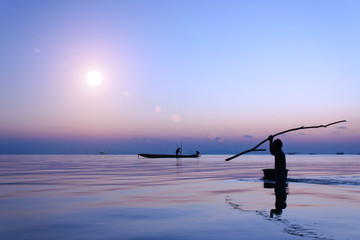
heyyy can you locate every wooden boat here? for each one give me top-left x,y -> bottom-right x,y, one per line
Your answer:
262,168 -> 288,180
138,153 -> 200,158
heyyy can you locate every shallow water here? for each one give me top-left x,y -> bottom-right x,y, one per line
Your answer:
1,155 -> 360,239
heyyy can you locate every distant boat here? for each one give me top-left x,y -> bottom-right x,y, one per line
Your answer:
138,153 -> 200,158
336,152 -> 344,155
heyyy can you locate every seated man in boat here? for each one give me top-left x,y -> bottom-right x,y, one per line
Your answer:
268,135 -> 287,182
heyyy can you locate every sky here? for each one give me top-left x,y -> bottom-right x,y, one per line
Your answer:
0,0 -> 359,154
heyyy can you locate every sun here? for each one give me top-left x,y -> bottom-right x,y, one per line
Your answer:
86,70 -> 103,87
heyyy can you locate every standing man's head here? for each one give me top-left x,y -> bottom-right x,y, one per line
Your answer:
273,139 -> 283,150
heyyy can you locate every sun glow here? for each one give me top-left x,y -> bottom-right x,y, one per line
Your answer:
86,70 -> 103,86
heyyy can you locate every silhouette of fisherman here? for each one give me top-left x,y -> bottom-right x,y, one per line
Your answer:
268,135 -> 287,182
268,135 -> 287,217
176,147 -> 181,157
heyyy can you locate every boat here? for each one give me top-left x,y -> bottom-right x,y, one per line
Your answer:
262,168 -> 289,180
138,153 -> 200,158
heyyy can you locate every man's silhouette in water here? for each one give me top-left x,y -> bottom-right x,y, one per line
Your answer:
268,135 -> 287,217
271,182 -> 287,217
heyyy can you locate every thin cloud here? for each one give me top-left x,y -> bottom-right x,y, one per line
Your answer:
337,126 -> 347,129
242,135 -> 253,139
132,136 -> 147,141
215,137 -> 224,143
294,132 -> 305,136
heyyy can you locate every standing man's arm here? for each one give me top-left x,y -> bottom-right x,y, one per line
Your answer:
268,135 -> 274,155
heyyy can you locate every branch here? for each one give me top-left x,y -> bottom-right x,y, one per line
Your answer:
225,120 -> 346,161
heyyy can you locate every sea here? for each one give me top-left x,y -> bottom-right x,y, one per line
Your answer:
1,154 -> 360,240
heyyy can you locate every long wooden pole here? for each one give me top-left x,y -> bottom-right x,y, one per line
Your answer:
225,120 -> 346,162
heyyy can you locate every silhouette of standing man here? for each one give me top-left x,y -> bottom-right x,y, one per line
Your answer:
268,135 -> 287,182
268,135 -> 287,217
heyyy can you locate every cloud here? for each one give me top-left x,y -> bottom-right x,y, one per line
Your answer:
34,48 -> 41,53
132,136 -> 147,141
215,137 -> 224,143
294,132 -> 305,136
207,132 -> 224,142
331,126 -> 346,134
242,135 -> 253,139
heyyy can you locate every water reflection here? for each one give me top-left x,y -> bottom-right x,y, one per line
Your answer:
226,183 -> 333,239
176,159 -> 182,174
226,180 -> 289,219
270,180 -> 288,217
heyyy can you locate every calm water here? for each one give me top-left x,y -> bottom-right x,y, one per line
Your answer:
1,154 -> 360,240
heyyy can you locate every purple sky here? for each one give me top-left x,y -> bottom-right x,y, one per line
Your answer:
0,1 -> 359,154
